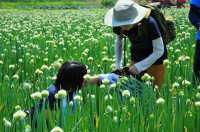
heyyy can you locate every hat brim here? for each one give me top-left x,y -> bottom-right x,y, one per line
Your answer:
104,4 -> 148,27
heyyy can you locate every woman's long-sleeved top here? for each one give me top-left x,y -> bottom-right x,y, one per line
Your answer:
113,16 -> 167,73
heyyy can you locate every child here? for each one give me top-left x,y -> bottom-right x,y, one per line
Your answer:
28,61 -> 119,125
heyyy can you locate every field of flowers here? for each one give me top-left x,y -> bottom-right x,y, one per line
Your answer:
0,8 -> 200,132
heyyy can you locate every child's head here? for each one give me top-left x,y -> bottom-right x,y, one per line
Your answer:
55,61 -> 87,93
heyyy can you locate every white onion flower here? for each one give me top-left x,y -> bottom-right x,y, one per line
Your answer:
195,101 -> 200,107
100,84 -> 106,89
13,110 -> 27,120
141,73 -> 152,81
9,64 -> 15,69
69,101 -> 74,107
102,79 -> 110,84
156,98 -> 165,104
23,82 -> 32,89
0,60 -> 3,65
182,80 -> 191,86
172,82 -> 180,88
41,90 -> 49,98
122,90 -> 130,97
50,126 -> 63,132
31,92 -> 42,100
113,116 -> 118,123
74,95 -> 83,102
105,105 -> 113,113
35,69 -> 43,75
56,90 -> 67,99
3,118 -> 11,127
104,94 -> 113,101
15,105 -> 21,110
41,65 -> 49,71
83,74 -> 91,81
52,61 -> 62,70
88,57 -> 94,62
25,125 -> 31,132
12,74 -> 19,80
163,59 -> 170,66
130,97 -> 136,104
110,84 -> 116,89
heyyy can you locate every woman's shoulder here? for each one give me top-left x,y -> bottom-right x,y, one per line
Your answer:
147,16 -> 158,25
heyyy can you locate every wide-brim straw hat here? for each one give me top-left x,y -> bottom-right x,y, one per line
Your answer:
104,0 -> 149,27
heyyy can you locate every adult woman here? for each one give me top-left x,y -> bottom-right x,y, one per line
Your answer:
104,0 -> 167,88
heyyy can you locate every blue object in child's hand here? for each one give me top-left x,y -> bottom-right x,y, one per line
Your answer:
99,73 -> 119,84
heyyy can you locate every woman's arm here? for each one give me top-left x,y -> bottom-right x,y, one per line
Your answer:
133,37 -> 164,73
115,35 -> 124,69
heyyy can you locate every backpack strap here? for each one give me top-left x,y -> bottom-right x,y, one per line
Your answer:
144,8 -> 152,19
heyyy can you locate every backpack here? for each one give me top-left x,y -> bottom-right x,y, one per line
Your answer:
143,4 -> 176,45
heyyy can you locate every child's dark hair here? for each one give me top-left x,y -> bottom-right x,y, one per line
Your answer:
55,61 -> 87,100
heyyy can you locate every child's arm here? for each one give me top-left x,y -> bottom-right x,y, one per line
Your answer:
83,73 -> 120,86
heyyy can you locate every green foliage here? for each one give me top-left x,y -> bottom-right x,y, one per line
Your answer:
100,0 -> 114,7
0,7 -> 200,131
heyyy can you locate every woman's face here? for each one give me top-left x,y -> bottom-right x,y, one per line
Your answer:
120,24 -> 133,31
120,23 -> 138,31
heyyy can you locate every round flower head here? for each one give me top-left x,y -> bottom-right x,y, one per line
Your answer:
100,84 -> 106,89
25,125 -> 31,132
35,69 -> 43,75
122,90 -> 130,97
102,78 -> 110,84
83,74 -> 91,81
15,105 -> 21,110
156,97 -> 165,105
195,101 -> 200,107
106,105 -> 113,113
163,59 -> 170,66
23,82 -> 32,89
50,126 -> 63,132
74,95 -> 83,102
52,61 -> 62,70
41,90 -> 49,98
31,92 -> 42,100
57,89 -> 67,99
3,118 -> 11,127
13,110 -> 27,120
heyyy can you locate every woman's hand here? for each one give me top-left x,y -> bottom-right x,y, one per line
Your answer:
129,65 -> 139,75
